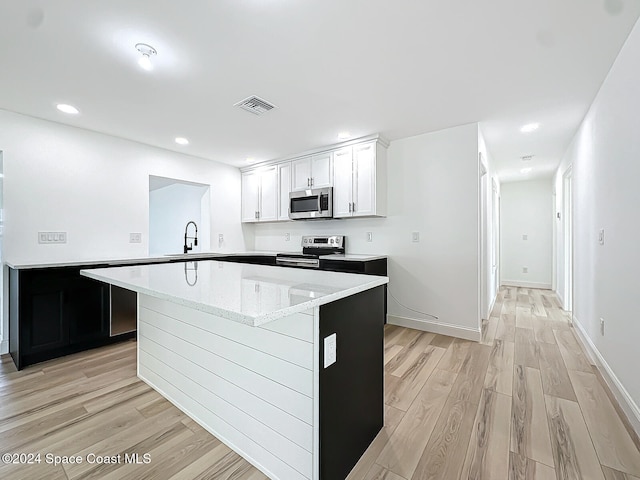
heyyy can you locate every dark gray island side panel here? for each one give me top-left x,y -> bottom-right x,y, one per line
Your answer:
319,285 -> 385,480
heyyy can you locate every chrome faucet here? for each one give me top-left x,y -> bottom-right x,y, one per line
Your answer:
184,221 -> 198,254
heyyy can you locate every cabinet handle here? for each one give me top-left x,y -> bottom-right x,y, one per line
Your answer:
255,211 -> 259,219
348,202 -> 352,213
311,177 -> 314,187
352,202 -> 356,212
307,178 -> 310,187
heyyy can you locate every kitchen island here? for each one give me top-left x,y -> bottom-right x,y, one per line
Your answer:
81,260 -> 388,480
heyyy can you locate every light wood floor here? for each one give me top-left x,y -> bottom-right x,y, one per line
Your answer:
347,287 -> 640,480
1,287 -> 639,479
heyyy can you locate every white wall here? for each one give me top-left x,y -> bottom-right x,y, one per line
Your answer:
149,181 -> 210,255
254,123 -> 482,339
0,109 -> 251,352
555,15 -> 640,429
500,179 -> 553,288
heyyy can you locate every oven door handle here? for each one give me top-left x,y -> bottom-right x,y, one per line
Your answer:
276,258 -> 320,268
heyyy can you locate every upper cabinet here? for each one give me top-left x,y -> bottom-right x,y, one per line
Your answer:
241,166 -> 278,223
333,141 -> 387,218
240,135 -> 387,223
291,152 -> 333,191
277,162 -> 292,221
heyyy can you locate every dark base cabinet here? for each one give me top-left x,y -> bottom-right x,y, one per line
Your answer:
9,267 -> 132,370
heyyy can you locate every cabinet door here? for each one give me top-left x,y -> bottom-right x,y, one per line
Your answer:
310,152 -> 333,188
67,277 -> 109,343
23,289 -> 68,354
278,162 -> 292,221
353,142 -> 376,216
291,157 -> 312,191
332,147 -> 353,218
241,171 -> 260,222
259,166 -> 278,222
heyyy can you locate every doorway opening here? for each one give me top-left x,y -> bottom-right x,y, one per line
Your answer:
562,167 -> 573,312
148,176 -> 211,256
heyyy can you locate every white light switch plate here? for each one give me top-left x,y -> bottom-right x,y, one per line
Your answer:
324,333 -> 337,368
412,232 -> 420,242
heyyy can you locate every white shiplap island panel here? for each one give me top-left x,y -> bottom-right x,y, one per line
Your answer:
81,260 -> 388,480
138,295 -> 315,479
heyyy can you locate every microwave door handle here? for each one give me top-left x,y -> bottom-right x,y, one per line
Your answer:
317,194 -> 322,212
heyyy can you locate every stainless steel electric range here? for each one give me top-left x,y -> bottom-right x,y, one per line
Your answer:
275,235 -> 345,269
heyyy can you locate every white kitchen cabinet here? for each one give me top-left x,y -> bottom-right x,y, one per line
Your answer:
291,152 -> 333,191
333,141 -> 387,218
278,162 -> 292,221
332,147 -> 353,217
241,166 -> 278,223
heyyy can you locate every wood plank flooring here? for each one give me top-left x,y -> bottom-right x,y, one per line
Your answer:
1,287 -> 639,479
348,287 -> 640,480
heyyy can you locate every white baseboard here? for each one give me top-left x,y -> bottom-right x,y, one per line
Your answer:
501,280 -> 552,289
571,315 -> 640,437
0,339 -> 8,355
387,314 -> 481,342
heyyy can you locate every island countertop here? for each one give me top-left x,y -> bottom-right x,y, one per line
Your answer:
81,260 -> 388,326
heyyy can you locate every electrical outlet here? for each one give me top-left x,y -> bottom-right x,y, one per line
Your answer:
285,233 -> 290,241
129,233 -> 142,243
522,234 -> 528,241
412,232 -> 420,243
600,317 -> 605,335
366,232 -> 373,242
522,266 -> 528,274
38,231 -> 67,244
324,333 -> 337,368
599,229 -> 605,245
218,233 -> 224,246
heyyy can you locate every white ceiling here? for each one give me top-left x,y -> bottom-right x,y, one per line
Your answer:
1,0 -> 639,181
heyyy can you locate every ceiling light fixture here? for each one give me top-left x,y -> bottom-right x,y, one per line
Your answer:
175,137 -> 189,145
520,123 -> 539,133
56,103 -> 79,114
135,43 -> 157,71
338,132 -> 351,140
245,158 -> 255,163
521,167 -> 532,174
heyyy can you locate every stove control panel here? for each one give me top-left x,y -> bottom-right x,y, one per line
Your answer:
302,235 -> 344,249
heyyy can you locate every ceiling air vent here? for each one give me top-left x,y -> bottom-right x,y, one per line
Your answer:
234,95 -> 276,115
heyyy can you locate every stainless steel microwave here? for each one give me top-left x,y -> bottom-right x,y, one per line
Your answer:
289,187 -> 333,220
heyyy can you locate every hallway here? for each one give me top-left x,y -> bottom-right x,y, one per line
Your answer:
348,286 -> 640,480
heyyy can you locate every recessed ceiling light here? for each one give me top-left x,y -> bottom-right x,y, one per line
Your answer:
56,103 -> 79,114
337,132 -> 351,140
521,167 -> 532,174
175,137 -> 189,145
245,158 -> 255,163
520,123 -> 539,133
135,43 -> 157,71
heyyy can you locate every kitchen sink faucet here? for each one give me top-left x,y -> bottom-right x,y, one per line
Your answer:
184,221 -> 198,254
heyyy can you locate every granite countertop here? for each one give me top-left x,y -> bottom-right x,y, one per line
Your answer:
81,261 -> 388,326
